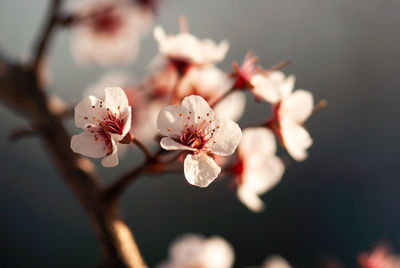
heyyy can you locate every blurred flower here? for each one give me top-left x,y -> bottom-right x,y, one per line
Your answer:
232,52 -> 260,89
144,55 -> 180,98
254,71 -> 314,161
358,246 -> 400,268
252,71 -> 295,104
157,95 -> 242,187
153,25 -> 229,74
177,66 -> 246,121
157,234 -> 235,268
233,128 -> 284,212
70,0 -> 153,66
262,255 -> 292,268
71,87 -> 131,167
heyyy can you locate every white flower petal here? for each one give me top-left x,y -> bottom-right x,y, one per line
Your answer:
160,137 -> 195,151
104,87 -> 130,114
184,153 -> 221,187
157,105 -> 186,136
203,236 -> 235,268
281,118 -> 313,161
279,90 -> 313,123
280,74 -> 296,99
242,155 -> 285,194
237,186 -> 265,213
74,95 -> 104,129
70,132 -> 108,158
239,127 -> 277,156
211,119 -> 242,156
181,95 -> 214,126
251,74 -> 281,104
101,141 -> 119,167
168,234 -> 205,265
153,25 -> 228,65
214,91 -> 246,122
177,66 -> 232,100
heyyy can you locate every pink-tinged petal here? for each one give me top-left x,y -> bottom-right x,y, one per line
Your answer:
181,95 -> 214,126
214,91 -> 246,122
202,236 -> 235,268
239,128 -> 277,157
237,186 -> 265,212
157,105 -> 186,136
242,155 -> 285,194
71,132 -> 108,158
101,141 -> 119,167
251,74 -> 281,104
211,119 -> 242,156
262,255 -> 292,268
74,95 -> 105,129
184,153 -> 221,187
279,90 -> 314,123
281,118 -> 313,161
160,137 -> 195,151
104,87 -> 130,114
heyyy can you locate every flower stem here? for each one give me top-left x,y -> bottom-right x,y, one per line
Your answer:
210,86 -> 236,108
132,138 -> 153,160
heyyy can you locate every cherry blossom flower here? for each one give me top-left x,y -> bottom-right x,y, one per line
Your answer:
358,246 -> 400,268
157,95 -> 242,187
84,71 -> 161,145
262,256 -> 292,268
177,65 -> 246,121
71,87 -> 131,167
153,26 -> 229,74
253,71 -> 314,161
70,0 -> 153,66
157,234 -> 235,268
232,128 -> 285,212
251,71 -> 296,104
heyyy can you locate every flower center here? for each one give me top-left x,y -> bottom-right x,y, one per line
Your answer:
86,106 -> 125,154
179,127 -> 206,150
90,7 -> 123,36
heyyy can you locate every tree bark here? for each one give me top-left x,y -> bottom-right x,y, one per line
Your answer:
0,58 -> 146,267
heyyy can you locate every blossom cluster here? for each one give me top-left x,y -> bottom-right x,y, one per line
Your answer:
69,3 -> 321,212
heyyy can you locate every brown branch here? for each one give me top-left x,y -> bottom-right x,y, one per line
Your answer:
31,0 -> 63,72
0,39 -> 146,268
132,138 -> 153,160
9,126 -> 38,142
103,160 -> 151,201
263,58 -> 292,73
210,86 -> 236,108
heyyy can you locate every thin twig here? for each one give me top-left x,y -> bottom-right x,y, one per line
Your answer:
32,0 -> 63,71
210,86 -> 236,108
9,127 -> 37,142
263,59 -> 292,73
132,138 -> 153,160
103,161 -> 150,201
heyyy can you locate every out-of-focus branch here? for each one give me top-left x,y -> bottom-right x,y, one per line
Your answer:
210,86 -> 236,108
32,0 -> 63,72
9,126 -> 38,142
263,59 -> 292,73
0,3 -> 147,264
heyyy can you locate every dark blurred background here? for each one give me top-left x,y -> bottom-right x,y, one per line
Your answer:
0,0 -> 399,267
